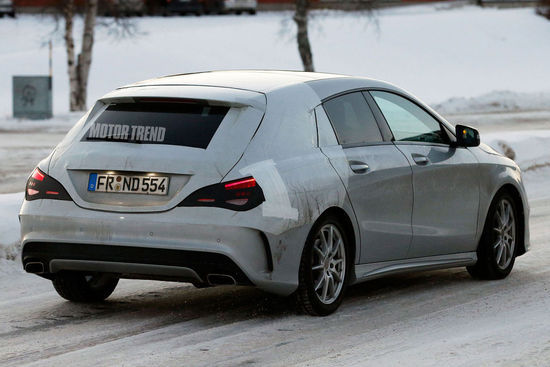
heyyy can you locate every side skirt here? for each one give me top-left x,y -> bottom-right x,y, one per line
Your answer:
353,252 -> 477,284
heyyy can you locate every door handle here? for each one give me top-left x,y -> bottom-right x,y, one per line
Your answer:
412,154 -> 429,165
349,161 -> 370,174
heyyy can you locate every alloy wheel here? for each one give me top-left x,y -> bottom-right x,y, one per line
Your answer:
311,224 -> 346,305
493,198 -> 516,270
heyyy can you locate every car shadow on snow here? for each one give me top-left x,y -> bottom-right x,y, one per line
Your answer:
341,266 -> 532,313
37,282 -> 296,327
31,266 -> 530,331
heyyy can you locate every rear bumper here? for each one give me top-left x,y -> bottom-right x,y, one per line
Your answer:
22,242 -> 253,285
20,199 -> 299,296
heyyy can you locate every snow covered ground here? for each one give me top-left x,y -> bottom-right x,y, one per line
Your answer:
434,91 -> 550,115
0,172 -> 549,366
1,3 -> 550,365
0,192 -> 23,275
484,130 -> 550,202
1,112 -> 550,366
1,3 -> 550,118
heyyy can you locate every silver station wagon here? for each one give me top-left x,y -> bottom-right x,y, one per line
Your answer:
20,71 -> 529,315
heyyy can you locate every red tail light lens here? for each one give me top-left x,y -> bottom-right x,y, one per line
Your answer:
31,168 -> 45,181
224,177 -> 256,190
25,168 -> 72,202
179,176 -> 264,211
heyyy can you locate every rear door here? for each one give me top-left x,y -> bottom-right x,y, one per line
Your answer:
369,90 -> 480,257
49,88 -> 266,213
318,92 -> 413,264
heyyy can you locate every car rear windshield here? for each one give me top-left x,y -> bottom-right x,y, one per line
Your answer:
83,102 -> 230,149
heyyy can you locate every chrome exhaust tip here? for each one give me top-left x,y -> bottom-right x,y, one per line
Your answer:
25,262 -> 45,274
207,274 -> 237,286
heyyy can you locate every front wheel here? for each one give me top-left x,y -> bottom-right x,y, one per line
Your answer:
53,272 -> 119,302
296,217 -> 351,316
467,192 -> 518,280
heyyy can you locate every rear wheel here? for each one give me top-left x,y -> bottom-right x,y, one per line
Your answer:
53,272 -> 119,302
296,217 -> 351,316
467,192 -> 518,280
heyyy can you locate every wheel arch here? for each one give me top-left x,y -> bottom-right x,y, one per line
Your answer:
490,184 -> 527,256
295,206 -> 357,315
310,206 -> 357,266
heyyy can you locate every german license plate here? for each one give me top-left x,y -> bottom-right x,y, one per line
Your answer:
88,173 -> 169,195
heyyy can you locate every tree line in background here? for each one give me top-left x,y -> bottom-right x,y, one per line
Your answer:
62,0 -> 98,111
538,0 -> 550,19
293,0 -> 550,76
56,0 -> 377,111
52,0 -> 549,112
51,0 -> 136,111
293,0 -> 376,72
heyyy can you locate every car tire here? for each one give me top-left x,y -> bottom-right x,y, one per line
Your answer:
53,272 -> 119,302
467,192 -> 518,280
296,216 -> 351,316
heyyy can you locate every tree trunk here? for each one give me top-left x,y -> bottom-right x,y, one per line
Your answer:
62,0 -> 78,111
63,0 -> 98,111
294,0 -> 314,72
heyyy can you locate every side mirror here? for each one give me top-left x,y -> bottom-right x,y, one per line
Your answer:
455,124 -> 480,147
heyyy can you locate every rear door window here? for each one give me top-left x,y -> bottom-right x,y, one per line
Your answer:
84,102 -> 229,149
322,92 -> 383,146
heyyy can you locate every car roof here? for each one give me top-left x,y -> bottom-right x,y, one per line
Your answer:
122,70 -> 400,96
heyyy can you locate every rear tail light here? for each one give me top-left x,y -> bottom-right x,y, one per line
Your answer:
179,177 -> 264,211
25,168 -> 72,201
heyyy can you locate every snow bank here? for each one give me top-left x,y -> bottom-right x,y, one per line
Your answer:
0,113 -> 83,133
0,193 -> 23,273
484,130 -> 550,170
434,91 -> 550,115
1,5 -> 550,117
484,131 -> 550,201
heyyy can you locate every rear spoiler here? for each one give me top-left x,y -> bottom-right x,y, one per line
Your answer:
100,84 -> 266,111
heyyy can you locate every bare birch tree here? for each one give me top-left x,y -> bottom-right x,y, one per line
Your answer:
62,0 -> 99,111
293,0 -> 377,72
294,0 -> 314,72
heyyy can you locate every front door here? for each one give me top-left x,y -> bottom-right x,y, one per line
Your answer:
369,90 -> 480,257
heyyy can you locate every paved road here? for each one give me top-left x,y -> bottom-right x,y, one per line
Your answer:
1,111 -> 550,366
0,131 -> 64,194
0,197 -> 548,367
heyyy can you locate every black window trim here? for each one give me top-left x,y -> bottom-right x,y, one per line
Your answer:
321,87 -> 458,148
313,107 -> 321,147
319,90 -> 391,149
366,88 -> 455,147
361,91 -> 395,142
